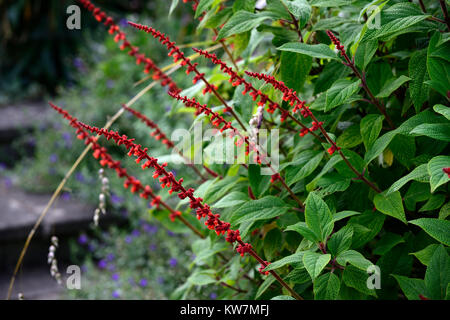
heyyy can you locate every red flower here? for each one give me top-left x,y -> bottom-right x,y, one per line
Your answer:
443,167 -> 450,178
258,261 -> 271,276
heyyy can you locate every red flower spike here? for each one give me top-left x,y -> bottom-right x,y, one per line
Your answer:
258,261 -> 271,276
443,167 -> 450,178
169,210 -> 182,222
236,243 -> 253,257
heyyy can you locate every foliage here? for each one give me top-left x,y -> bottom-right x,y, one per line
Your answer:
18,0 -> 450,300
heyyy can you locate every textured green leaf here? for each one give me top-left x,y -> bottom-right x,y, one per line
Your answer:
314,61 -> 350,94
367,15 -> 429,41
217,11 -> 272,40
333,210 -> 361,222
248,164 -> 271,197
231,196 -> 288,225
265,252 -> 305,271
277,42 -> 338,60
212,191 -> 248,208
285,267 -> 311,284
433,104 -> 450,120
349,211 -> 385,249
410,123 -> 450,142
303,251 -> 331,280
336,250 -> 372,271
327,225 -> 353,257
280,51 -> 312,92
387,164 -> 429,195
410,218 -> 450,246
373,191 -> 407,223
425,245 -> 450,299
409,49 -> 429,111
343,265 -> 377,297
336,124 -> 362,149
376,75 -> 411,98
419,194 -> 446,212
187,269 -> 217,286
392,275 -> 427,300
411,244 -> 440,266
310,0 -> 354,7
264,229 -> 282,261
286,151 -> 324,186
354,39 -> 378,70
427,156 -> 450,192
314,272 -> 340,300
255,275 -> 277,298
285,0 -> 311,27
285,221 -> 319,242
360,114 -> 384,151
305,192 -> 334,242
195,0 -> 215,18
373,232 -> 405,256
427,32 -> 450,98
325,79 -> 361,112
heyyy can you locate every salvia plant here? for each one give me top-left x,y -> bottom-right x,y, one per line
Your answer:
11,0 -> 450,301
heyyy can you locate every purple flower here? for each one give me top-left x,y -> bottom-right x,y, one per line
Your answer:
112,290 -> 120,299
210,292 -> 217,300
169,258 -> 178,267
131,229 -> 140,237
88,243 -> 96,252
107,264 -> 116,272
49,154 -> 58,163
98,259 -> 107,269
78,234 -> 88,245
106,80 -> 115,88
149,244 -> 157,251
157,277 -> 164,284
167,231 -> 175,237
111,273 -> 120,281
0,163 -> 6,171
106,253 -> 115,262
143,224 -> 158,234
75,172 -> 85,183
119,18 -> 128,27
110,193 -> 123,205
128,277 -> 135,286
125,236 -> 133,244
139,278 -> 148,287
3,177 -> 12,188
61,192 -> 71,201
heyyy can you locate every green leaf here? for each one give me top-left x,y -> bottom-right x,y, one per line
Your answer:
336,124 -> 362,149
310,0 -> 354,7
427,156 -> 450,192
212,191 -> 248,209
373,191 -> 407,224
187,269 -> 217,286
433,104 -> 450,120
285,267 -> 311,284
425,245 -> 450,299
217,11 -> 272,40
409,218 -> 450,246
195,0 -> 215,18
327,225 -> 353,257
375,75 -> 411,98
277,42 -> 338,60
271,295 -> 296,300
325,79 -> 361,112
231,196 -> 289,225
169,0 -> 179,16
419,194 -> 446,212
354,39 -> 378,70
409,49 -> 429,111
303,251 -> 331,280
285,221 -> 320,243
427,32 -> 450,98
386,164 -> 429,195
411,244 -> 440,266
285,0 -> 311,27
360,114 -> 384,151
314,61 -> 350,94
336,250 -> 372,271
367,15 -> 429,41
280,51 -> 312,92
265,252 -> 305,271
392,275 -> 427,300
305,192 -> 334,242
342,265 -> 377,297
333,210 -> 361,222
264,229 -> 283,261
373,232 -> 405,256
248,164 -> 271,197
440,202 -> 450,220
410,123 -> 450,142
255,275 -> 277,299
365,110 -> 442,165
349,211 -> 385,249
314,272 -> 340,300
286,151 -> 324,186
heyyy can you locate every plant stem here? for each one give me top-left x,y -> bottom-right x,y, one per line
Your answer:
440,0 -> 450,31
